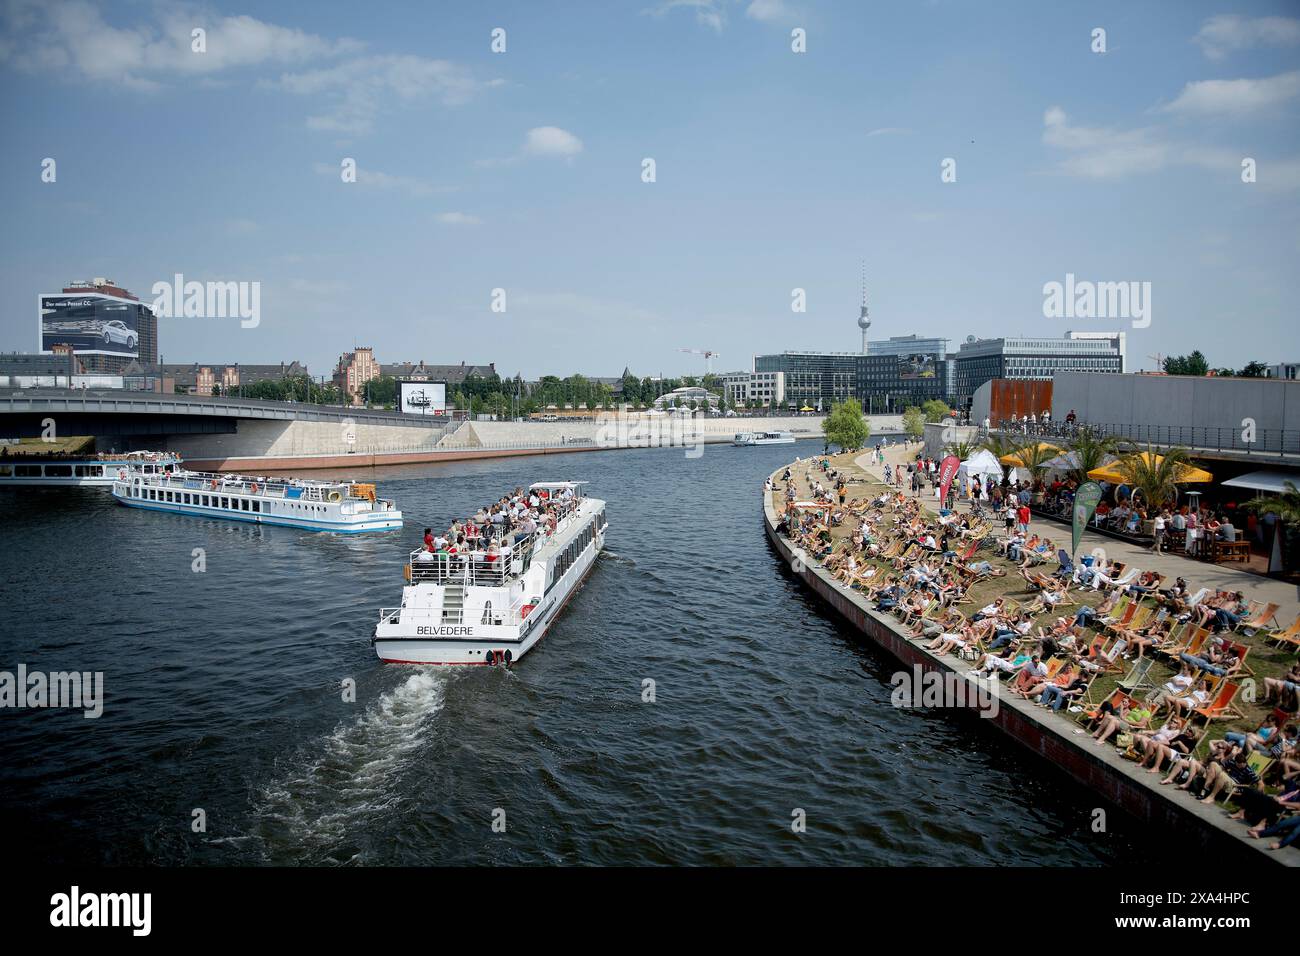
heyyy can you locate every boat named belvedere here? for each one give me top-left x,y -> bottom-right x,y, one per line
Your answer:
733,430 -> 795,446
373,481 -> 606,665
0,450 -> 180,487
112,469 -> 402,532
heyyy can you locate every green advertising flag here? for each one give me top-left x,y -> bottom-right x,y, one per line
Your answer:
1072,481 -> 1104,558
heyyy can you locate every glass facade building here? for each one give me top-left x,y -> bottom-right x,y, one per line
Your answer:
953,332 -> 1125,406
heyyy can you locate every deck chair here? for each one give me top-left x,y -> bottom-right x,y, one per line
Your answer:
1118,656 -> 1157,695
1266,614 -> 1300,651
1054,548 -> 1074,579
1103,602 -> 1140,635
1236,602 -> 1280,634
1191,681 -> 1242,723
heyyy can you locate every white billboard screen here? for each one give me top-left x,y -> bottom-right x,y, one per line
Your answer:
400,381 -> 446,415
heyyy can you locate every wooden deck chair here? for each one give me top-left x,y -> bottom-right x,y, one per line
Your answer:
1180,626 -> 1211,659
1082,688 -> 1134,723
1219,752 -> 1274,803
1097,594 -> 1133,627
1152,619 -> 1189,656
1265,614 -> 1300,650
1103,601 -> 1140,634
1236,602 -> 1280,634
1118,656 -> 1157,695
1191,681 -> 1242,723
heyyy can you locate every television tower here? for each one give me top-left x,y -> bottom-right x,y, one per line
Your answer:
857,261 -> 871,354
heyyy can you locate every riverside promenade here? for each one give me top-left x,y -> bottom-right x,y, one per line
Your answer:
764,448 -> 1296,865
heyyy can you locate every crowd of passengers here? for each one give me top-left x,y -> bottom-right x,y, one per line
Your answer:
414,485 -> 579,572
772,454 -> 1300,853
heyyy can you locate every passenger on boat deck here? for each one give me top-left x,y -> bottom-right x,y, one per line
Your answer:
424,527 -> 434,551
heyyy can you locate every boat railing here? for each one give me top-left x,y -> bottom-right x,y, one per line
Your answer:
378,594 -> 533,628
407,533 -> 535,588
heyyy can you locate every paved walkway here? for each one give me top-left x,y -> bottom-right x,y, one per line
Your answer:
857,443 -> 1300,628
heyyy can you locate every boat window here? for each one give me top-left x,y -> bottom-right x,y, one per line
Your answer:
0,465 -> 10,477
240,499 -> 249,511
252,500 -> 260,513
15,465 -> 40,477
45,465 -> 72,477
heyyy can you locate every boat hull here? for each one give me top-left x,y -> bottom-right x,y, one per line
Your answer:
111,492 -> 403,533
373,529 -> 601,665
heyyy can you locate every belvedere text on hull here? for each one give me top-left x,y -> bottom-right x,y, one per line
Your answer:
373,481 -> 606,665
112,469 -> 402,532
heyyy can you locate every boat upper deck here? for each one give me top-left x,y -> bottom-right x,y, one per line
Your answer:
127,468 -> 386,503
406,482 -> 603,589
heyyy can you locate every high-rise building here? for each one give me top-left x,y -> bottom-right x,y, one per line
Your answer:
953,331 -> 1126,406
39,278 -> 158,374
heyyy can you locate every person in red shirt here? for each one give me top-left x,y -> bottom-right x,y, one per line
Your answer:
1016,504 -> 1031,535
423,527 -> 434,551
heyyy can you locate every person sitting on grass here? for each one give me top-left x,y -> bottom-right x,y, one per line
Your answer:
1263,663 -> 1300,711
1024,581 -> 1070,615
1131,716 -> 1187,767
1139,723 -> 1200,775
1093,698 -> 1152,746
1038,670 -> 1090,711
1195,749 -> 1260,805
1166,677 -> 1213,718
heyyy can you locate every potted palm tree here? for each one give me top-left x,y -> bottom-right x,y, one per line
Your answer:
1066,427 -> 1118,487
1113,442 -> 1194,536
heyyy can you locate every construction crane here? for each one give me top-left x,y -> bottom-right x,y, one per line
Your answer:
678,348 -> 720,374
1147,352 -> 1165,373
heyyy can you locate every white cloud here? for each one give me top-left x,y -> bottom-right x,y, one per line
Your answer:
311,162 -> 448,198
1041,105 -> 1299,191
0,1 -> 358,90
523,126 -> 584,158
1041,106 -> 1169,178
1193,15 -> 1300,61
1163,70 -> 1300,117
746,0 -> 795,22
278,54 -> 494,136
0,2 -> 493,136
641,1 -> 728,32
435,212 -> 481,226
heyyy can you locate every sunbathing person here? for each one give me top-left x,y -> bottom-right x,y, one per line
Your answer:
1263,664 -> 1300,711
1093,698 -> 1151,746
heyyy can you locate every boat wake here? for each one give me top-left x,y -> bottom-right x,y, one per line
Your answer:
247,670 -> 448,863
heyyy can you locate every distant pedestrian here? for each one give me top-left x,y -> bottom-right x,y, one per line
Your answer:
1152,511 -> 1167,554
1016,504 -> 1031,536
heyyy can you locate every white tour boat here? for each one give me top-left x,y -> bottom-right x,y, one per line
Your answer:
111,469 -> 402,532
0,450 -> 180,487
733,430 -> 795,446
373,481 -> 606,665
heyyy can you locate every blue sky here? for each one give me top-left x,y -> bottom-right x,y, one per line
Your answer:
1,0 -> 1298,380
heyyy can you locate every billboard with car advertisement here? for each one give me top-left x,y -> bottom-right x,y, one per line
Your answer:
39,293 -> 149,357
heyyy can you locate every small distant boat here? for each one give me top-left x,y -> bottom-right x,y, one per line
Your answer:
111,469 -> 402,532
733,431 -> 795,446
0,450 -> 181,487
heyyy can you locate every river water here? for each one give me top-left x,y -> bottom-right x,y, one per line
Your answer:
0,443 -> 1159,865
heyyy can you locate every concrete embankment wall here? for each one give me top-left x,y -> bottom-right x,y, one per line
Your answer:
762,465 -> 1290,866
177,413 -> 904,471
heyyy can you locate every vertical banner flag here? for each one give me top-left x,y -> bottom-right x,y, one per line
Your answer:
1072,481 -> 1104,558
938,455 -> 960,502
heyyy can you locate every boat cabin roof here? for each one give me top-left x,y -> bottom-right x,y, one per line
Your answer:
529,481 -> 587,492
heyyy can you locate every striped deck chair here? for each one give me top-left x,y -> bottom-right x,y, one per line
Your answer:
1097,594 -> 1133,628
